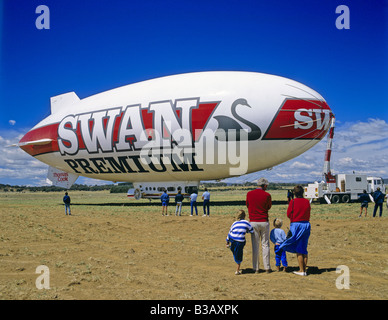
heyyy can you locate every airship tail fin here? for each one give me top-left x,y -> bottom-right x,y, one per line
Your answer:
50,92 -> 80,114
46,166 -> 79,189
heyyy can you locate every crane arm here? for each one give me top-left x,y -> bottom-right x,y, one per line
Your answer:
323,117 -> 336,184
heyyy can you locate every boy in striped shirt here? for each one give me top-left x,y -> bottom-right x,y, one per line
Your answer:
226,210 -> 254,275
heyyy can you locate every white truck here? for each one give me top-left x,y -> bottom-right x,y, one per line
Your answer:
304,118 -> 386,204
305,174 -> 385,204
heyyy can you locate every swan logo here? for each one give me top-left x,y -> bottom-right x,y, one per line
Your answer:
214,99 -> 261,141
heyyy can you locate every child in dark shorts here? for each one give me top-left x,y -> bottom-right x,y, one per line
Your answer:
358,190 -> 369,218
226,210 -> 254,275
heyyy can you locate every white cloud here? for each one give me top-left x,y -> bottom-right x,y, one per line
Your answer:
0,131 -> 49,185
329,118 -> 388,176
9,120 -> 16,126
290,161 -> 314,170
338,157 -> 353,165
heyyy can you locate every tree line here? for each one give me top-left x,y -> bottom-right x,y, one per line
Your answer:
0,181 -> 298,194
0,182 -> 133,193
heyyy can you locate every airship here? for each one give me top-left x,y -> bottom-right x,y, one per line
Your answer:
19,71 -> 334,199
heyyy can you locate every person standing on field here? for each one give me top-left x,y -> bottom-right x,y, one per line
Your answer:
190,191 -> 198,216
202,188 -> 210,217
226,210 -> 254,275
175,190 -> 184,216
246,177 -> 272,273
63,192 -> 71,215
358,190 -> 369,217
278,185 -> 311,276
270,218 -> 288,272
161,190 -> 170,216
372,187 -> 385,217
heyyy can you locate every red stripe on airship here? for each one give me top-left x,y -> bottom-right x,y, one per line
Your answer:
262,99 -> 333,140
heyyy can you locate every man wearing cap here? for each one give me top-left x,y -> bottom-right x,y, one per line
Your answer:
246,177 -> 272,273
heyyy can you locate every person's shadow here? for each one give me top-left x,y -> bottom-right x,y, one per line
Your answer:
305,266 -> 337,274
241,266 -> 336,274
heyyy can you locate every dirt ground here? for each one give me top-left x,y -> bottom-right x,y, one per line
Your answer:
0,190 -> 387,300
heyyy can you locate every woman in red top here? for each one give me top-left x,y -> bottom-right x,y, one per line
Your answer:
278,185 -> 311,276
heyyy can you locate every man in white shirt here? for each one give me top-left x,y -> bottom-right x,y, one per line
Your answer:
202,188 -> 210,216
190,192 -> 198,216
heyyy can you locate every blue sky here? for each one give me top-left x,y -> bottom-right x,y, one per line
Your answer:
1,0 -> 387,186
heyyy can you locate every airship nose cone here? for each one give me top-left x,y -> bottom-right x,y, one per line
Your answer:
18,124 -> 57,157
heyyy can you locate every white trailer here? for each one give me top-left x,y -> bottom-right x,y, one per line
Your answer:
304,174 -> 385,204
127,181 -> 199,200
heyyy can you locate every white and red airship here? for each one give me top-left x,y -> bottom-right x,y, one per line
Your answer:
19,71 -> 333,199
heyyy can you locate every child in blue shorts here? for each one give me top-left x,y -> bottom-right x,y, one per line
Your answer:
226,210 -> 254,275
270,218 -> 288,272
160,190 -> 169,216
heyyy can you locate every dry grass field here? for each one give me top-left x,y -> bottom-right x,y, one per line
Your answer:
0,188 -> 387,300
